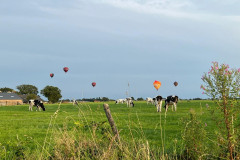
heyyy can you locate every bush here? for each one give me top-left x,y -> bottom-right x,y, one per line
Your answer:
201,62 -> 240,159
181,109 -> 207,159
26,94 -> 37,101
41,86 -> 62,103
137,97 -> 144,101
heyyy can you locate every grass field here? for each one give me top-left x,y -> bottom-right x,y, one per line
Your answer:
0,100 -> 221,159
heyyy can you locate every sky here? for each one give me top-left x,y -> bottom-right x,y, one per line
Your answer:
1,0 -> 240,100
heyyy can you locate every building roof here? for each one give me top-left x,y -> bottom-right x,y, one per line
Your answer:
0,93 -> 23,100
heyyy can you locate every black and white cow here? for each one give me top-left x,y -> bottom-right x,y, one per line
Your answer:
164,95 -> 178,112
126,97 -> 134,107
155,96 -> 163,112
152,97 -> 156,104
146,97 -> 154,105
28,99 -> 46,111
115,99 -> 125,104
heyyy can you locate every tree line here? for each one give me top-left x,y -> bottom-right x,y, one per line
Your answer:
0,86 -> 147,103
0,85 -> 62,103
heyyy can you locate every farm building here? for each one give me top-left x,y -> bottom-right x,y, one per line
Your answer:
0,93 -> 23,106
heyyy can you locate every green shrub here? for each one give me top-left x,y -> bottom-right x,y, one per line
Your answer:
181,109 -> 207,159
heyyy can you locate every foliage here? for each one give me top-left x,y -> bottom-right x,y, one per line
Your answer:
0,87 -> 14,93
16,84 -> 38,95
137,97 -> 144,101
181,109 -> 207,159
192,98 -> 202,100
0,100 -> 238,159
81,97 -> 111,102
201,62 -> 240,99
201,62 -> 240,159
101,97 -> 109,101
40,85 -> 62,103
26,94 -> 38,101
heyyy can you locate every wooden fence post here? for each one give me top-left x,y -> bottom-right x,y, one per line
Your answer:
103,103 -> 120,141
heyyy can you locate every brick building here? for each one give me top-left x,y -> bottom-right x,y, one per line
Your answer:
0,93 -> 23,106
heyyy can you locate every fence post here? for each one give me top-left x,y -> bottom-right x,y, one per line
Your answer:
103,103 -> 120,141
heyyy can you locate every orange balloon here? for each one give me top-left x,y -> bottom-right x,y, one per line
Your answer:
153,80 -> 161,91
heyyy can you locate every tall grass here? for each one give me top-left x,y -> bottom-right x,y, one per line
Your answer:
35,102 -> 164,159
0,100 -> 239,159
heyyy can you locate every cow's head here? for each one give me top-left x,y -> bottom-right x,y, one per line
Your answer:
156,96 -> 162,101
29,99 -> 34,104
40,103 -> 46,111
174,96 -> 179,103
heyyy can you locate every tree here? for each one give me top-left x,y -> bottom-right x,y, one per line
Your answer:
201,62 -> 240,159
0,87 -> 14,93
26,94 -> 38,101
17,84 -> 38,95
41,86 -> 62,103
102,97 -> 109,101
137,97 -> 144,101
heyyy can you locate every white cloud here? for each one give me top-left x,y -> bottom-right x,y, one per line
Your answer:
88,0 -> 240,22
95,0 -> 197,19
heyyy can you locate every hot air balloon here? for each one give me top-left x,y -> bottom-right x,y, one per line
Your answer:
50,73 -> 54,78
63,67 -> 69,73
92,82 -> 96,87
174,81 -> 178,87
153,80 -> 161,91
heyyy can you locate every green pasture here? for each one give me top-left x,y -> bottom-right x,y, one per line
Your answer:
0,100 -> 217,153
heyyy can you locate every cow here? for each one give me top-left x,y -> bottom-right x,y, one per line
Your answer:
28,99 -> 46,111
155,96 -> 163,112
164,95 -> 178,112
146,97 -> 154,105
126,97 -> 134,107
72,99 -> 79,106
115,99 -> 125,104
152,97 -> 156,105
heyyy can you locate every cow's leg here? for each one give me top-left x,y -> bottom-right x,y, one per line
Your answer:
157,101 -> 161,112
159,101 -> 162,112
172,105 -> 174,111
174,103 -> 177,111
165,104 -> 169,112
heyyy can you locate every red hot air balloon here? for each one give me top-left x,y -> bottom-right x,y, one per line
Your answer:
63,67 -> 69,73
50,73 -> 54,78
153,80 -> 161,91
174,81 -> 178,87
92,82 -> 96,87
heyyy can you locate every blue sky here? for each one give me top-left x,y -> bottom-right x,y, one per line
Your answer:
1,0 -> 240,100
